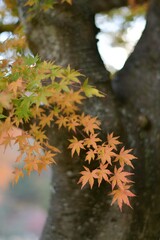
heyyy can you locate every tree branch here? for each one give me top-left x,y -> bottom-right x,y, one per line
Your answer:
78,0 -> 148,14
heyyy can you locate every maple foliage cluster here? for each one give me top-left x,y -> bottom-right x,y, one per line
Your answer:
0,0 -> 137,210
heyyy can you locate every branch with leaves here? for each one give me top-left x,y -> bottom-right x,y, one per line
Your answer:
0,0 -> 139,211
0,54 -> 137,210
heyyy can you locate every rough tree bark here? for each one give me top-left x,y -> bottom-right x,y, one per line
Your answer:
18,0 -> 160,239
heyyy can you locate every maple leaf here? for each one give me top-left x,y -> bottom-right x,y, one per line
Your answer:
0,114 -> 7,120
30,123 -> 48,142
81,114 -> 100,134
67,115 -> 80,132
13,168 -> 24,184
37,161 -> 48,173
8,78 -> 24,96
110,166 -> 134,190
0,92 -> 12,109
0,117 -> 13,137
97,145 -> 116,165
78,166 -> 98,189
67,90 -> 85,104
28,141 -> 42,154
40,151 -> 56,167
24,156 -> 40,175
68,137 -> 85,156
107,132 -> 121,150
33,87 -> 52,107
85,149 -> 95,164
31,106 -> 45,118
13,116 -> 23,127
44,142 -> 61,153
39,112 -> 54,128
114,147 -> 137,168
84,133 -> 101,149
110,185 -> 136,211
82,79 -> 104,98
14,132 -> 31,148
94,163 -> 112,186
1,133 -> 14,150
14,96 -> 33,121
56,116 -> 68,129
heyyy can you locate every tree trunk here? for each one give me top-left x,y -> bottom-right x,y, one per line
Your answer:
18,0 -> 160,239
113,1 -> 160,238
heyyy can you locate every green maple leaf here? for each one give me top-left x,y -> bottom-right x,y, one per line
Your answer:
82,79 -> 104,98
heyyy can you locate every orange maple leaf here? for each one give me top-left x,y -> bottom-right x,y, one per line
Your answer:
44,142 -> 61,153
56,116 -> 68,129
110,166 -> 134,190
39,112 -> 54,128
94,163 -> 112,186
1,133 -> 14,150
81,114 -> 100,134
107,132 -> 121,150
78,166 -> 98,189
114,147 -> 137,168
85,149 -> 95,164
24,156 -> 40,175
8,78 -> 24,96
84,133 -> 101,149
0,92 -> 12,109
14,132 -> 31,148
37,161 -> 48,173
13,168 -> 24,184
27,141 -> 42,154
30,123 -> 48,142
31,106 -> 45,118
67,115 -> 80,132
110,185 -> 135,211
40,151 -> 56,165
97,145 -> 116,165
68,137 -> 85,156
